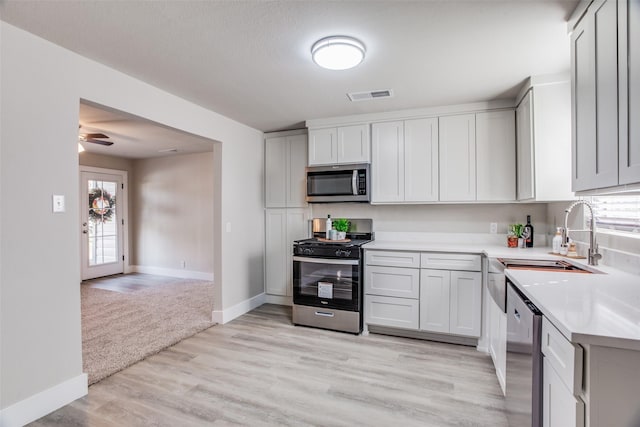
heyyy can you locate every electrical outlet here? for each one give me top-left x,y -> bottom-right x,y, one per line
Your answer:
490,222 -> 498,234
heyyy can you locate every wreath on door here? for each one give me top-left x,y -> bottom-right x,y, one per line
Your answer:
88,188 -> 116,223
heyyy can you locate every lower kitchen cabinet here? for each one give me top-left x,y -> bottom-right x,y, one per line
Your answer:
364,294 -> 419,330
265,208 -> 309,298
420,269 -> 482,337
488,272 -> 506,394
543,357 -> 585,427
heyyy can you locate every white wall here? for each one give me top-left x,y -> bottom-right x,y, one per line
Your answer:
311,203 -> 548,238
0,21 -> 264,422
132,152 -> 214,274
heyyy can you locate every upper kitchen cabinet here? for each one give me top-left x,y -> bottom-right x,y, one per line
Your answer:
371,118 -> 439,203
515,78 -> 574,201
476,110 -> 516,201
571,0 -> 640,191
618,0 -> 640,185
265,131 -> 308,208
439,114 -> 476,202
308,124 -> 370,165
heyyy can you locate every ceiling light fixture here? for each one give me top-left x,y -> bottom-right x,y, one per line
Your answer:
311,36 -> 365,70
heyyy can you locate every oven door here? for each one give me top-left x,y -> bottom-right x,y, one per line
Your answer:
292,256 -> 360,311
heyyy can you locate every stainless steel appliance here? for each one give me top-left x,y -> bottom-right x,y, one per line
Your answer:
305,164 -> 370,203
292,218 -> 373,333
506,279 -> 542,427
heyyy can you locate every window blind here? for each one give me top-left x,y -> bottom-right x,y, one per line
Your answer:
588,196 -> 640,233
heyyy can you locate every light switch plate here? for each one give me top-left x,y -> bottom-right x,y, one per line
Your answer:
52,195 -> 65,213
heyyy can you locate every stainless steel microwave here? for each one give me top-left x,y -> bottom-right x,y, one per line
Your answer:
306,164 -> 370,203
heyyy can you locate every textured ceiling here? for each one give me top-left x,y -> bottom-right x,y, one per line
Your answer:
1,0 -> 579,133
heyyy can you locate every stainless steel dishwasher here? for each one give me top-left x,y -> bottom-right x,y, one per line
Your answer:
505,279 -> 542,427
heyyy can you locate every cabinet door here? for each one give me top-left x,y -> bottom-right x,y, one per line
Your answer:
420,269 -> 450,333
571,0 -> 619,191
476,111 -> 516,201
439,114 -> 476,201
449,271 -> 482,337
365,295 -> 419,330
308,128 -> 337,165
338,124 -> 370,164
405,118 -> 439,202
619,0 -> 640,184
287,135 -> 308,207
265,209 -> 287,295
286,209 -> 310,297
543,358 -> 585,427
371,121 -> 405,202
488,272 -> 506,395
365,265 -> 420,299
265,137 -> 287,208
516,91 -> 534,200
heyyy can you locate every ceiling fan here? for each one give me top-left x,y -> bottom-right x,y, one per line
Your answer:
79,132 -> 114,146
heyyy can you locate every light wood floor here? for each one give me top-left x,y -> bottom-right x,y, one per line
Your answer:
30,304 -> 508,427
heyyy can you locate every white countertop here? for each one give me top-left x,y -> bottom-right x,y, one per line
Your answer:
364,238 -> 640,351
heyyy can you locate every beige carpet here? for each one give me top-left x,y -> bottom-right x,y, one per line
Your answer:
81,278 -> 215,384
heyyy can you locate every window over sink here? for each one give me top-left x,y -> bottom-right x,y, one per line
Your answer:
587,195 -> 640,235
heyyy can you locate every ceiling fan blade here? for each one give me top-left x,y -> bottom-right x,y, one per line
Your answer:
84,133 -> 110,139
86,138 -> 114,146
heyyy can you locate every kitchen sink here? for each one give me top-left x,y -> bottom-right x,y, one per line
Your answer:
497,258 -> 595,273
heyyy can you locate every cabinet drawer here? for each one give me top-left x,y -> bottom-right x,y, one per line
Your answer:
541,317 -> 583,395
421,253 -> 481,271
365,266 -> 420,299
364,295 -> 419,330
365,250 -> 420,268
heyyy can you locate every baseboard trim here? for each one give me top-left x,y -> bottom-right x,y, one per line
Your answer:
0,373 -> 88,427
131,265 -> 214,281
212,292 -> 266,324
264,294 -> 292,306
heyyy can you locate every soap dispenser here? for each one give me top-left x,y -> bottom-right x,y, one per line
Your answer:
552,227 -> 563,254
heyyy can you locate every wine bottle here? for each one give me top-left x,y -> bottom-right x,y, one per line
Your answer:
524,215 -> 534,248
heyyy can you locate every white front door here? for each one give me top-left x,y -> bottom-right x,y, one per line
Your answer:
80,171 -> 125,280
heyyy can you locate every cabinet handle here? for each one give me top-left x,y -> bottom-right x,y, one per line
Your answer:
315,311 -> 335,318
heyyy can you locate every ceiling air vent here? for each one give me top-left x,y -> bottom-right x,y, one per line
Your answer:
347,89 -> 394,102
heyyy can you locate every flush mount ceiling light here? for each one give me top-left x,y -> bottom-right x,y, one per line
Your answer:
311,36 -> 365,70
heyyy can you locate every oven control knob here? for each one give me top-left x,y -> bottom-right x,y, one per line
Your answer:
336,249 -> 352,257
303,248 -> 314,255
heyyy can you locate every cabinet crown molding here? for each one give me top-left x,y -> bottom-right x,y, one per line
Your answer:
305,99 -> 514,129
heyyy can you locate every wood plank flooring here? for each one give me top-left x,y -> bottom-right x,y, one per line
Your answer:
30,304 -> 508,427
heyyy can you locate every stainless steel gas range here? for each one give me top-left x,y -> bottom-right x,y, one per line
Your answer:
292,218 -> 373,334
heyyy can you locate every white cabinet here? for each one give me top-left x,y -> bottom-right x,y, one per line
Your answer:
488,272 -> 506,395
541,317 -> 585,427
618,0 -> 640,184
420,253 -> 482,338
543,357 -> 585,427
265,133 -> 307,208
476,111 -> 516,201
371,118 -> 439,203
371,121 -> 404,202
571,0 -> 640,190
516,81 -> 574,201
571,0 -> 619,191
308,124 -> 370,165
364,250 -> 420,330
264,209 -> 309,297
439,114 -> 476,201
405,118 -> 439,202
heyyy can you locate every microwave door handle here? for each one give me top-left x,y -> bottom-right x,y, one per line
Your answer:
352,170 -> 358,195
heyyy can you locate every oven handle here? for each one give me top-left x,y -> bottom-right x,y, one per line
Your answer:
293,256 -> 359,266
352,170 -> 358,196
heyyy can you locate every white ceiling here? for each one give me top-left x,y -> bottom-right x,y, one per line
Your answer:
79,101 -> 214,159
1,0 -> 579,133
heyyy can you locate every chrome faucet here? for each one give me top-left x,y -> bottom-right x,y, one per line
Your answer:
563,200 -> 602,266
